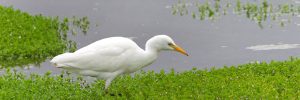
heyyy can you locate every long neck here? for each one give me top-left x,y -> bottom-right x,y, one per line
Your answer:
146,37 -> 162,52
126,44 -> 158,72
145,39 -> 160,57
138,40 -> 159,67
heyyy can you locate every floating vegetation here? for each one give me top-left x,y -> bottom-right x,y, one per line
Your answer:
2,57 -> 300,99
68,16 -> 90,35
172,0 -> 300,28
172,0 -> 190,16
0,5 -> 90,67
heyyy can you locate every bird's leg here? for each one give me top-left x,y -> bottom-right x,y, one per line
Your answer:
105,79 -> 112,90
104,78 -> 113,95
104,77 -> 122,96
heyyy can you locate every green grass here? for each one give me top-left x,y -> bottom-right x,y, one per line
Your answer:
0,6 -> 89,67
1,57 -> 300,99
0,6 -> 67,67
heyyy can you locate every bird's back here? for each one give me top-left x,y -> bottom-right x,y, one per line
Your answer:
75,37 -> 138,54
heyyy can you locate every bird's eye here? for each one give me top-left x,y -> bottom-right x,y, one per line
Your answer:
168,43 -> 173,46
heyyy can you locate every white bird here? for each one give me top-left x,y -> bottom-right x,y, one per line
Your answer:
50,35 -> 188,93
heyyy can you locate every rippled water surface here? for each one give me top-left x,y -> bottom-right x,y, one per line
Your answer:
1,0 -> 300,74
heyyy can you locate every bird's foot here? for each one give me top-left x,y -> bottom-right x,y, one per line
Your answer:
104,89 -> 122,96
105,89 -> 109,94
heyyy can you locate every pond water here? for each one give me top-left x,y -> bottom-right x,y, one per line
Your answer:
1,0 -> 300,74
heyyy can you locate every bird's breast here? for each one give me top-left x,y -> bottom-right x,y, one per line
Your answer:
123,51 -> 157,73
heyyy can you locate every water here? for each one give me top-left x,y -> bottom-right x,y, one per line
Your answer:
1,0 -> 300,74
246,43 -> 300,51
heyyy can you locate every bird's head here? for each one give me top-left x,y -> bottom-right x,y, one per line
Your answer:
146,35 -> 188,56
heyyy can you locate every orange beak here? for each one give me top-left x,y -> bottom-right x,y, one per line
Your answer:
171,44 -> 189,56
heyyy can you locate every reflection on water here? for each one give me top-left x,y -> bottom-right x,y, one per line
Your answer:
1,0 -> 300,74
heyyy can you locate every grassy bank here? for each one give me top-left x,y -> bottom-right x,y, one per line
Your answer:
1,58 -> 300,99
0,6 -> 70,67
0,5 -> 89,67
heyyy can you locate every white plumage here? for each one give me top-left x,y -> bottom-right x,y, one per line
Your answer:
50,35 -> 188,92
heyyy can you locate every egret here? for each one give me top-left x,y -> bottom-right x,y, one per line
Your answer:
50,35 -> 188,93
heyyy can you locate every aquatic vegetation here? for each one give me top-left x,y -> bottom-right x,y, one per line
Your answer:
172,0 -> 300,28
68,16 -> 90,35
234,0 -> 297,28
0,6 -> 89,67
2,57 -> 300,99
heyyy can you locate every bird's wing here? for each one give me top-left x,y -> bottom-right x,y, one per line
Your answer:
51,37 -> 140,72
53,46 -> 130,72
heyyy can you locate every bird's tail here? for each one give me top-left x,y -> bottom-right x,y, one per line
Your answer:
50,53 -> 74,68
